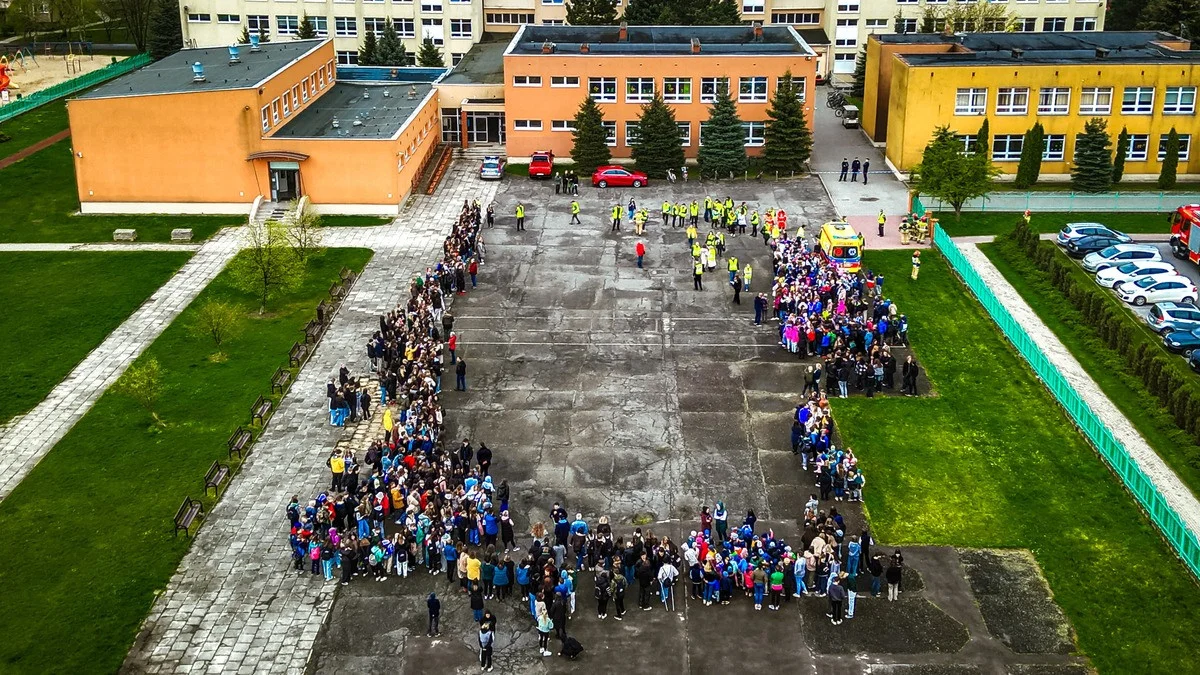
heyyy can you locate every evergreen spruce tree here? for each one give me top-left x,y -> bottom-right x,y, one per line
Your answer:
417,38 -> 444,67
700,0 -> 742,24
761,71 -> 812,175
565,0 -> 618,25
1072,118 -> 1114,193
376,23 -> 410,66
911,126 -> 999,217
1013,122 -> 1044,189
623,0 -> 670,24
1159,127 -> 1180,190
631,94 -> 684,179
296,14 -> 317,39
239,25 -> 250,43
359,31 -> 379,66
148,0 -> 182,61
975,117 -> 990,159
697,83 -> 747,179
258,26 -> 270,42
851,49 -> 867,99
1112,126 -> 1130,183
570,96 -> 611,175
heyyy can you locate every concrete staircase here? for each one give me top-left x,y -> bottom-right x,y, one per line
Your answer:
454,145 -> 505,161
251,201 -> 290,227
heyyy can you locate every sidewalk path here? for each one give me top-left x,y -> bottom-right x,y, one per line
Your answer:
809,89 -> 910,218
0,129 -> 69,170
121,162 -> 497,674
0,228 -> 240,502
957,241 -> 1200,540
0,242 -> 203,252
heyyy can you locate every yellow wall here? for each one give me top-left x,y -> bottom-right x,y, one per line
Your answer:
886,60 -> 1200,176
862,38 -> 956,143
501,53 -> 818,160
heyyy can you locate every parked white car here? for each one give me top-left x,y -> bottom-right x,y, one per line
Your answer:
1117,276 -> 1198,306
1096,261 -> 1178,289
1082,244 -> 1162,273
1056,223 -> 1132,247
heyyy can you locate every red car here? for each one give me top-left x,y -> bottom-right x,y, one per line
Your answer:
528,150 -> 554,178
591,165 -> 649,188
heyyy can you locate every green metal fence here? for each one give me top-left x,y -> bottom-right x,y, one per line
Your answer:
0,53 -> 151,125
932,224 -> 1200,580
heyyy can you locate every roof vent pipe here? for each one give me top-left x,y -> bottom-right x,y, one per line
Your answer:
228,44 -> 240,64
541,40 -> 555,54
580,42 -> 589,54
249,33 -> 261,52
191,62 -> 206,83
1011,48 -> 1023,59
691,37 -> 701,54
1096,47 -> 1110,58
753,22 -> 763,41
618,21 -> 627,42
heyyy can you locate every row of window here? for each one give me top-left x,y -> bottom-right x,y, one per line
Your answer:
504,119 -> 769,147
239,14 -> 471,41
965,132 -> 1191,163
511,75 -> 806,105
955,86 -> 1196,116
260,60 -> 335,133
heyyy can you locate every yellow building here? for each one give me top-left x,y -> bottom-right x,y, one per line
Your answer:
863,31 -> 1200,180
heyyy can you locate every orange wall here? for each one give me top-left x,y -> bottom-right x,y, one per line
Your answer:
502,53 -> 818,159
259,43 -> 338,138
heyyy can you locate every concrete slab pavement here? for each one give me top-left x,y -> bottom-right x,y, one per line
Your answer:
810,87 -> 910,219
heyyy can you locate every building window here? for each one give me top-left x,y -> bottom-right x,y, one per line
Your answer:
1122,87 -> 1154,114
992,134 -> 1023,161
865,18 -> 887,28
291,85 -> 299,110
896,0 -> 916,4
551,76 -> 580,87
699,122 -> 709,146
336,50 -> 358,65
1013,17 -> 1036,31
310,16 -> 327,36
513,75 -> 542,87
513,119 -> 542,130
1159,134 -> 1192,161
700,77 -> 730,103
551,120 -> 575,132
982,18 -> 1007,30
364,17 -> 386,33
301,80 -> 309,102
186,12 -> 211,22
836,1 -> 858,11
1038,87 -> 1070,115
394,18 -> 416,37
486,12 -> 534,24
663,77 -> 692,103
772,12 -> 819,24
835,19 -> 857,46
271,99 -> 281,124
335,17 -> 356,37
896,18 -> 918,32
248,15 -> 269,33
1126,134 -> 1149,161
625,122 -> 640,146
422,18 -> 444,45
996,87 -> 1028,115
276,15 -> 299,36
541,19 -> 565,25
1043,134 -> 1066,161
1164,86 -> 1197,114
601,121 -> 616,146
1079,86 -> 1112,114
678,122 -> 691,146
1042,17 -> 1066,31
955,134 -> 978,154
449,19 -> 471,38
589,77 -> 617,102
451,52 -> 464,65
739,76 -> 767,102
776,76 -> 806,102
626,77 -> 654,103
1073,17 -> 1096,31
542,0 -> 563,3
217,13 -> 239,23
955,87 -> 987,115
441,108 -> 460,143
742,0 -> 764,13
261,106 -> 270,132
743,122 -> 766,147
421,0 -> 442,12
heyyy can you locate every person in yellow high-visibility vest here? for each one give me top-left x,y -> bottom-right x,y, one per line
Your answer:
750,210 -> 761,237
570,200 -> 580,225
676,201 -> 687,228
690,200 -> 699,226
693,259 -> 704,290
611,204 -> 622,232
662,200 -> 671,225
911,250 -> 921,280
515,203 -> 525,231
704,196 -> 713,223
692,241 -> 702,259
686,224 -> 698,248
727,255 -> 739,283
878,209 -> 887,238
742,264 -> 752,292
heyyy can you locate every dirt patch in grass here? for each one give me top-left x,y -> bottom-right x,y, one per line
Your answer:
802,594 -> 968,654
959,549 -> 1076,655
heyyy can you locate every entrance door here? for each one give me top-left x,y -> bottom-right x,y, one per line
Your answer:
270,168 -> 299,202
486,115 -> 502,144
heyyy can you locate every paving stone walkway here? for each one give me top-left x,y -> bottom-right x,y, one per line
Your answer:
0,228 -> 241,502
121,162 -> 497,674
0,242 -> 204,252
957,241 -> 1200,539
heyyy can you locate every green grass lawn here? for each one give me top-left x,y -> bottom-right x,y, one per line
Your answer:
834,250 -> 1200,673
321,215 -> 393,227
0,139 -> 243,242
0,247 -> 371,674
982,238 -> 1200,495
0,100 -> 68,155
0,251 -> 191,425
937,211 -> 1168,237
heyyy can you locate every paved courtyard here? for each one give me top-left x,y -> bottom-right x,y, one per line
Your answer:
309,177 -> 1086,675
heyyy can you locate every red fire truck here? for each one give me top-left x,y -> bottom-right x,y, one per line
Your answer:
1170,204 -> 1200,264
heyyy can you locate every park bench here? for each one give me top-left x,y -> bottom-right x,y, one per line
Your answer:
112,228 -> 137,241
251,395 -> 273,426
304,319 -> 324,345
173,496 -> 204,537
227,426 -> 252,459
271,366 -> 293,394
203,460 -> 231,497
170,228 -> 193,242
316,300 -> 330,325
329,281 -> 347,302
339,267 -> 357,284
289,341 -> 308,367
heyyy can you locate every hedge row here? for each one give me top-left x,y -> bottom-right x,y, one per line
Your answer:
1006,220 -> 1200,456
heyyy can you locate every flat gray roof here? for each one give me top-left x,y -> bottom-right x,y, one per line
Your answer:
881,31 -> 1200,66
78,40 -> 327,99
509,25 -> 814,56
441,35 -> 508,85
271,82 -> 432,139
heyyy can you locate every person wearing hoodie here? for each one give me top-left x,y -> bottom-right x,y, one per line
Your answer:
713,502 -> 728,543
426,592 -> 441,637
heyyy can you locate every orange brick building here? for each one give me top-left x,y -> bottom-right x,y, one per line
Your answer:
499,24 -> 818,160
